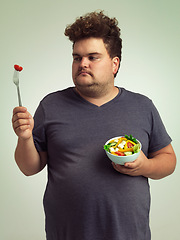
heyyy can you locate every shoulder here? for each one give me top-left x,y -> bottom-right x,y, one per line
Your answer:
121,88 -> 150,101
40,87 -> 74,104
120,88 -> 153,107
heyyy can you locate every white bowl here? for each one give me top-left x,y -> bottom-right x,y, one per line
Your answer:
104,136 -> 141,165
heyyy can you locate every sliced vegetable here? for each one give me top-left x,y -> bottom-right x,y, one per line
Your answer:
115,151 -> 125,156
124,151 -> 133,156
14,64 -> 23,72
133,144 -> 140,153
126,141 -> 135,148
104,135 -> 140,156
116,147 -> 134,152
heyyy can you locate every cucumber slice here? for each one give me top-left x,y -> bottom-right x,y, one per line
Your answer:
124,151 -> 133,156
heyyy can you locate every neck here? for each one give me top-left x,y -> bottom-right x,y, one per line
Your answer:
75,86 -> 119,106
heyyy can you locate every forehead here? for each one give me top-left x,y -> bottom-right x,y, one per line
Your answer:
73,37 -> 108,55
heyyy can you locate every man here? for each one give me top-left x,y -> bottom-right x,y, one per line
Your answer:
12,11 -> 176,240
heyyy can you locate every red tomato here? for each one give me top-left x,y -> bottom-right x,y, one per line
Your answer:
115,151 -> 125,156
127,142 -> 134,148
14,64 -> 23,72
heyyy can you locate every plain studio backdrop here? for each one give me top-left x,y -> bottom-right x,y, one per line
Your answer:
0,0 -> 179,239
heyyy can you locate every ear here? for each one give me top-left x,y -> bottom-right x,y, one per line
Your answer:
112,57 -> 120,75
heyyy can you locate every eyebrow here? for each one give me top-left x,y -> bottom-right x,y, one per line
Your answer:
72,52 -> 102,57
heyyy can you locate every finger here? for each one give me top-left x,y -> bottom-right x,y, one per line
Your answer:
112,162 -> 125,173
13,107 -> 27,116
13,118 -> 31,131
14,124 -> 31,135
16,124 -> 31,131
12,112 -> 31,123
124,161 -> 137,168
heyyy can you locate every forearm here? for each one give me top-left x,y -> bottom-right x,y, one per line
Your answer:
143,152 -> 176,180
15,135 -> 42,176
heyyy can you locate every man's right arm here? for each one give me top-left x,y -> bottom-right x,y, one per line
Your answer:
12,107 -> 47,176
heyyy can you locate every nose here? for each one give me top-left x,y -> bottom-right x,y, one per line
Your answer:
79,57 -> 89,68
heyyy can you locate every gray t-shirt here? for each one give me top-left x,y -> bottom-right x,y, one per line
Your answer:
33,87 -> 171,240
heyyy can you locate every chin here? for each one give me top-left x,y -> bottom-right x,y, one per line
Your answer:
75,84 -> 102,98
73,78 -> 94,87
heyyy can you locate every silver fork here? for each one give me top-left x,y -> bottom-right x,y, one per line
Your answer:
13,70 -> 22,106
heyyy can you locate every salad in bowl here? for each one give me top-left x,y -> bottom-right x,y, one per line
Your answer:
104,135 -> 141,165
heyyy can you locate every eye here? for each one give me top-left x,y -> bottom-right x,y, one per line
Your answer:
88,56 -> 98,61
73,56 -> 82,62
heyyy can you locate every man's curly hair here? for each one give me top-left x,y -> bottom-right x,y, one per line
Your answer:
64,11 -> 122,77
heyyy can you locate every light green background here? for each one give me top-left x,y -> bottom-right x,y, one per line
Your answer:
1,0 -> 180,239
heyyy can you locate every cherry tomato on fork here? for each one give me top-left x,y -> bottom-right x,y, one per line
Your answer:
14,64 -> 23,71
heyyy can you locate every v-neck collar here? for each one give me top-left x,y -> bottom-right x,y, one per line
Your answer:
72,87 -> 122,109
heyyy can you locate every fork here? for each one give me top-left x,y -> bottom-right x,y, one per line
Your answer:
13,70 -> 22,106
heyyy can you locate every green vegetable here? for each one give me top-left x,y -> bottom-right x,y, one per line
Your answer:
133,144 -> 140,153
124,151 -> 133,156
125,134 -> 138,144
104,142 -> 116,152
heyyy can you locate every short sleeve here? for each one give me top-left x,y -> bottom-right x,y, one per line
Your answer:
32,102 -> 47,152
148,101 -> 172,154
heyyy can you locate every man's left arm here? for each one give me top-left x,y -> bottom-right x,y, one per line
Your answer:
112,144 -> 176,179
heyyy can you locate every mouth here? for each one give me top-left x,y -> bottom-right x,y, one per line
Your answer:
78,71 -> 92,76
